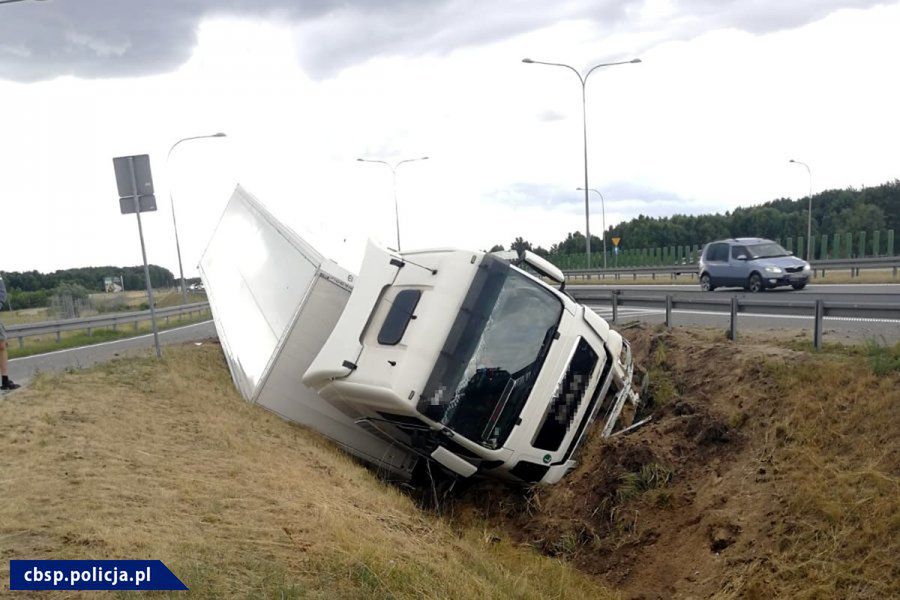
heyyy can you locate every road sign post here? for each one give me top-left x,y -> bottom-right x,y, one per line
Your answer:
113,154 -> 161,359
612,237 -> 621,269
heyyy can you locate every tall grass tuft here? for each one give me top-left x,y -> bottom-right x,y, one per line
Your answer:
865,339 -> 900,374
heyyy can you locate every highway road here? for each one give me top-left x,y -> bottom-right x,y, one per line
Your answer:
570,283 -> 900,341
6,320 -> 217,388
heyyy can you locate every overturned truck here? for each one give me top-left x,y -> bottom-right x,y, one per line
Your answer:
201,186 -> 643,485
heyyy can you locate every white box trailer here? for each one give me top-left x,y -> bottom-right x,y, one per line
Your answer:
199,186 -> 417,478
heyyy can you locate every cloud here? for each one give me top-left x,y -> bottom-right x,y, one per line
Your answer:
489,182 -> 583,208
0,0 -> 889,82
492,180 -> 722,222
537,109 -> 566,122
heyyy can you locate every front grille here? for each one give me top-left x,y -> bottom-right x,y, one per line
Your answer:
355,420 -> 401,445
785,266 -> 804,273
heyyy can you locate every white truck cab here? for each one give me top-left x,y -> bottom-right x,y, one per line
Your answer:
304,242 -> 641,484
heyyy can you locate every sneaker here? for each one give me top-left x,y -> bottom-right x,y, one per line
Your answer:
1,380 -> 20,392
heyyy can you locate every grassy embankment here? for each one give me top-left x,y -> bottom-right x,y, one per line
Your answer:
1,328 -> 896,598
0,344 -> 611,599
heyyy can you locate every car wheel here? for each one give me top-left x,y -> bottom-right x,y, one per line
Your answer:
700,274 -> 714,291
748,273 -> 764,293
791,282 -> 807,290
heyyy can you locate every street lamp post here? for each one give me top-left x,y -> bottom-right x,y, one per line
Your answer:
357,156 -> 429,252
522,56 -> 640,269
167,132 -> 227,304
576,187 -> 608,269
789,159 -> 813,261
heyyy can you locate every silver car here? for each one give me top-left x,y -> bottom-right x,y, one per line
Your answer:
698,238 -> 811,292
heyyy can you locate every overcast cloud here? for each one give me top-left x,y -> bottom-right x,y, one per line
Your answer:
0,0 -> 888,82
1,1 -> 897,274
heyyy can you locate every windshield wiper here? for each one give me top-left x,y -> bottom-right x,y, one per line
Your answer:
481,378 -> 517,445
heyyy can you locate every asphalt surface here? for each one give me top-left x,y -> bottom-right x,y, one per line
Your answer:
6,320 -> 217,388
570,283 -> 900,342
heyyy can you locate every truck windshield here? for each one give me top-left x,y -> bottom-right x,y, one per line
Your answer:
417,254 -> 563,449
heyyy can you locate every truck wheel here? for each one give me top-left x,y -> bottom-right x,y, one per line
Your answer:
700,274 -> 714,291
748,273 -> 765,293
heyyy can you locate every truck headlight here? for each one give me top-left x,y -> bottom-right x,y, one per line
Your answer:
764,266 -> 783,274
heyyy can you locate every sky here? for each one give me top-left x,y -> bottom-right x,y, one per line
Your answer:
1,0 -> 898,276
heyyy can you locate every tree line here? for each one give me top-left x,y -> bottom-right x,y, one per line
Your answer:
1,265 -> 175,309
491,180 -> 899,257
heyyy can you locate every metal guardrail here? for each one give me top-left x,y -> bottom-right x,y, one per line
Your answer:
563,256 -> 900,280
5,302 -> 211,349
569,289 -> 900,350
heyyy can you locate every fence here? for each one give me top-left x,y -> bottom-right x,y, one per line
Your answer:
550,229 -> 896,270
569,289 -> 900,350
5,302 -> 211,350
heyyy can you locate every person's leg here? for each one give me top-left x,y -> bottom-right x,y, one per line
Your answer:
0,318 -> 7,377
0,326 -> 18,390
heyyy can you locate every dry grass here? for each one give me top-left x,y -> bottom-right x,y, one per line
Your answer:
0,307 -> 52,326
0,343 -> 612,599
750,355 -> 900,599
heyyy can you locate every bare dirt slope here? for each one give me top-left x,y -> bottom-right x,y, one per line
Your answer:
453,326 -> 899,599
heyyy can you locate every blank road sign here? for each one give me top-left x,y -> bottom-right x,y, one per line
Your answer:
119,194 -> 157,215
113,154 -> 154,198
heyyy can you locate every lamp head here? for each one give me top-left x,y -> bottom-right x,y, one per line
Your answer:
213,132 -> 227,137
522,58 -> 534,63
631,58 -> 642,63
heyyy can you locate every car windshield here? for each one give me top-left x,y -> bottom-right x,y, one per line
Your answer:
417,254 -> 563,449
746,242 -> 790,259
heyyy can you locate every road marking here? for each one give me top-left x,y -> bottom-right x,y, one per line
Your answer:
8,320 -> 214,362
